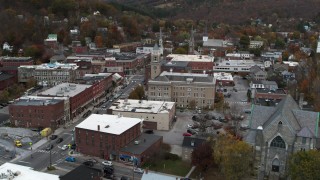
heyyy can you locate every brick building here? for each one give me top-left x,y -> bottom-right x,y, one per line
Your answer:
39,83 -> 92,119
75,114 -> 142,160
81,73 -> 113,101
0,73 -> 16,91
0,57 -> 33,67
9,98 -> 64,130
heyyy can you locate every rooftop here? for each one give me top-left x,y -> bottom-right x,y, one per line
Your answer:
0,163 -> 59,180
19,62 -> 79,70
109,99 -> 175,114
39,83 -> 92,97
1,56 -> 32,62
217,60 -> 261,66
120,133 -> 162,154
60,165 -> 103,180
141,171 -> 181,180
151,71 -> 215,83
214,72 -> 233,81
76,114 -> 142,135
12,98 -> 63,106
167,54 -> 214,62
256,88 -> 286,94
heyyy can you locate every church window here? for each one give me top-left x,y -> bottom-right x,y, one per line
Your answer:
270,136 -> 285,149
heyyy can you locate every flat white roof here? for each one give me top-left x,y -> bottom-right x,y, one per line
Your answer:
0,163 -> 59,180
39,83 -> 92,97
217,60 -> 262,66
167,54 -> 214,62
76,114 -> 142,135
283,61 -> 299,67
160,71 -> 209,77
109,99 -> 175,114
214,72 -> 234,81
20,96 -> 68,101
35,62 -> 78,70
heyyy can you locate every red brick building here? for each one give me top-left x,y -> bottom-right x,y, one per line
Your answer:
39,83 -> 93,119
75,114 -> 142,160
9,98 -> 64,130
81,73 -> 113,100
0,57 -> 33,67
0,73 -> 17,91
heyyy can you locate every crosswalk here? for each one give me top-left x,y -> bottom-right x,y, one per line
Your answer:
33,149 -> 59,154
225,101 -> 249,104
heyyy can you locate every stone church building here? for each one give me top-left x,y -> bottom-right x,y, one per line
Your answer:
245,95 -> 320,178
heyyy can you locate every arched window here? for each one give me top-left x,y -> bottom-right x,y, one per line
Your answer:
270,136 -> 286,148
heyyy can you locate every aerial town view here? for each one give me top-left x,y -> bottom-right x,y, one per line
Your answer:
0,0 -> 319,180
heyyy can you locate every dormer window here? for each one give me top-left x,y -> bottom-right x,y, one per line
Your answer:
278,121 -> 282,125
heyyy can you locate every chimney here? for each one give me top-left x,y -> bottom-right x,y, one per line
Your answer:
97,125 -> 100,131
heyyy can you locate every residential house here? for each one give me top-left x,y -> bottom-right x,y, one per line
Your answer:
250,65 -> 267,81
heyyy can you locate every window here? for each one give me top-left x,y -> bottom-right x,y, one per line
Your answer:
302,137 -> 306,144
270,136 -> 285,148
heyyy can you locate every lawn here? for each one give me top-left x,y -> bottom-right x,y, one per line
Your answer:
142,159 -> 192,177
190,166 -> 225,180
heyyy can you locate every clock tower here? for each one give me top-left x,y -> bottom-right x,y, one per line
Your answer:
150,43 -> 162,79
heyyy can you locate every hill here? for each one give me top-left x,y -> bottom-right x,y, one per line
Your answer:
108,0 -> 320,24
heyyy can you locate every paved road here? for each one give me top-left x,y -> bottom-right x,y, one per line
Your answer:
15,130 -> 74,171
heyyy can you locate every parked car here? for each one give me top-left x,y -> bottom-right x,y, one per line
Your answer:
102,161 -> 113,166
219,117 -> 228,123
61,145 -> 68,150
144,130 -> 154,134
83,161 -> 94,167
133,167 -> 144,174
87,159 -> 98,163
70,143 -> 76,150
56,137 -> 63,144
45,144 -> 54,151
187,124 -> 193,128
65,156 -> 76,162
183,132 -> 192,137
50,135 -> 58,140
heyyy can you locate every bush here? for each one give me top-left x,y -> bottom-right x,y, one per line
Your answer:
47,166 -> 56,171
163,152 -> 180,161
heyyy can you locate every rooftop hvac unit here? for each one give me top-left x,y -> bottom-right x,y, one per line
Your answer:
134,140 -> 140,145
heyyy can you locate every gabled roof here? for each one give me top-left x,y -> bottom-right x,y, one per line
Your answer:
250,95 -> 319,138
250,65 -> 263,73
297,127 -> 314,138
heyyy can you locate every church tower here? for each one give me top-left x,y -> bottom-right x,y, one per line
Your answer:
150,43 -> 162,79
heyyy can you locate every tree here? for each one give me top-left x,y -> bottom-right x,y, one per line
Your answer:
0,90 -> 10,103
129,85 -> 145,100
288,150 -> 320,180
173,47 -> 187,54
239,35 -> 250,50
214,135 -> 253,180
189,100 -> 196,109
191,142 -> 214,171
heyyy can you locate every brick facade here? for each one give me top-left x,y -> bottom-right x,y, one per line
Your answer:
75,123 -> 141,160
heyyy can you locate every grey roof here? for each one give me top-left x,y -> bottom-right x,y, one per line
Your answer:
250,65 -> 263,73
250,95 -> 320,138
244,130 -> 257,145
182,136 -> 206,148
262,80 -> 278,86
154,74 -> 214,83
297,127 -> 314,138
120,134 -> 162,155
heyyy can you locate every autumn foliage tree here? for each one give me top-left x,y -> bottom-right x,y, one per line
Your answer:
288,150 -> 320,180
191,142 -> 214,171
128,85 -> 145,100
214,135 -> 253,180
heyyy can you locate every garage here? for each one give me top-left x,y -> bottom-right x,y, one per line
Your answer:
143,121 -> 157,130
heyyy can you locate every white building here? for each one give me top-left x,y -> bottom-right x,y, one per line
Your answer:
167,54 -> 214,62
214,60 -> 264,73
18,62 -> 79,86
108,99 -> 176,130
249,40 -> 264,49
0,163 -> 59,180
226,52 -> 254,59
